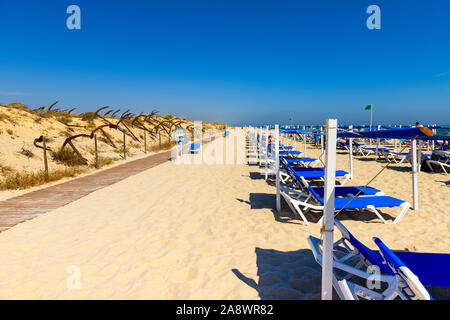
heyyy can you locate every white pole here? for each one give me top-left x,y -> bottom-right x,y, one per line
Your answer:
411,139 -> 419,210
320,130 -> 324,155
322,118 -> 337,300
304,131 -> 307,157
375,138 -> 380,160
370,104 -> 373,131
275,125 -> 281,213
258,127 -> 262,166
349,138 -> 354,178
418,140 -> 422,173
265,126 -> 269,180
349,125 -> 353,179
432,132 -> 435,150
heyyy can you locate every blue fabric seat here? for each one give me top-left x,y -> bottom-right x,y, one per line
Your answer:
342,223 -> 450,288
282,157 -> 317,164
307,184 -> 404,209
332,195 -> 405,209
279,150 -> 302,156
312,186 -> 382,198
290,167 -> 349,179
386,249 -> 450,287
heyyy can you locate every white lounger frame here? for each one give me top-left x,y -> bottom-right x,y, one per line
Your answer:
426,159 -> 449,175
307,220 -> 431,300
280,183 -> 409,225
379,150 -> 407,164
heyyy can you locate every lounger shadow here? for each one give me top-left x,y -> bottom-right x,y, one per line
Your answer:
232,248 -> 323,300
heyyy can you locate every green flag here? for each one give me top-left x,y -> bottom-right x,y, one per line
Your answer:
365,105 -> 372,110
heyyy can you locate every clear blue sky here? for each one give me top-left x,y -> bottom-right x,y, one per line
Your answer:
0,0 -> 449,126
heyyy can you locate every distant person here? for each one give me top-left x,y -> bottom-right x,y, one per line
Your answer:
443,139 -> 450,151
415,121 -> 422,127
314,134 -> 320,148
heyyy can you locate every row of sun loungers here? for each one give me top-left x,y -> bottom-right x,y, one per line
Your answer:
338,139 -> 450,175
248,129 -> 448,300
256,138 -> 411,225
247,128 -> 449,300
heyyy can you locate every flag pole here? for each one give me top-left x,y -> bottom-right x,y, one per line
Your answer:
370,104 -> 373,131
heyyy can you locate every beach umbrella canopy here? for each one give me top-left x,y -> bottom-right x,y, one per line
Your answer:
337,127 -> 434,139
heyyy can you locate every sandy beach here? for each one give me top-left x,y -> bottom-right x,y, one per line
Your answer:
0,129 -> 448,299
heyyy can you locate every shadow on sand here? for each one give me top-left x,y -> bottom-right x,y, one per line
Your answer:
436,180 -> 450,187
232,248 -> 450,300
232,248 -> 323,300
248,172 -> 266,180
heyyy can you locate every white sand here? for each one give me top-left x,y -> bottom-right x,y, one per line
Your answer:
0,129 -> 448,299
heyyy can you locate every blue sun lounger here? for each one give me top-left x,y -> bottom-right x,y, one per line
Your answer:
311,186 -> 384,198
269,144 -> 294,152
190,143 -> 201,153
278,150 -> 302,156
280,161 -> 351,185
268,144 -> 294,151
280,179 -> 409,225
290,174 -> 385,198
282,156 -> 319,167
308,220 -> 450,299
360,147 -> 394,157
291,167 -> 350,179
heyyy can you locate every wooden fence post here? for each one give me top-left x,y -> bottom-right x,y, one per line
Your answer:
123,131 -> 126,160
94,134 -> 99,169
144,130 -> 147,154
43,136 -> 49,181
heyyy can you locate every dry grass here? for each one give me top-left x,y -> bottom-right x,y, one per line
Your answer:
86,121 -> 96,130
0,167 -> 85,190
98,136 -> 110,144
34,110 -> 54,120
89,156 -> 116,169
7,103 -> 32,113
0,163 -> 14,176
129,141 -> 141,149
59,131 -> 72,138
81,112 -> 96,121
148,141 -> 176,152
19,145 -> 34,158
51,147 -> 86,166
204,122 -> 227,130
113,144 -> 133,157
56,115 -> 72,125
